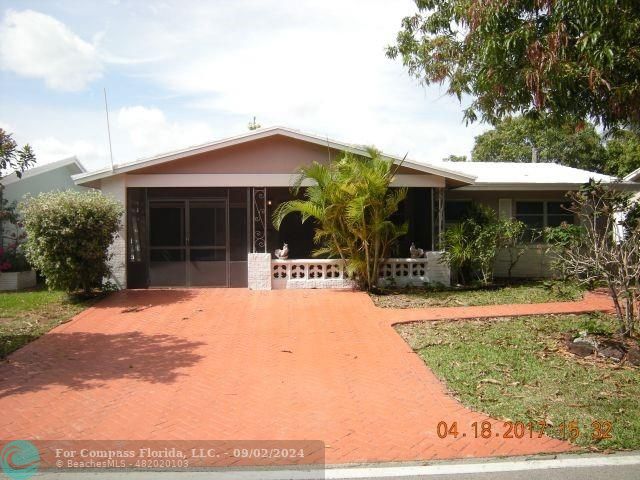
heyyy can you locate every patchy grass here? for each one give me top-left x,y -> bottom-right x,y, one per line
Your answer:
372,280 -> 584,309
395,313 -> 639,450
0,289 -> 97,358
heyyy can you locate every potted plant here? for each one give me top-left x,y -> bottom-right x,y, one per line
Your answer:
0,241 -> 36,291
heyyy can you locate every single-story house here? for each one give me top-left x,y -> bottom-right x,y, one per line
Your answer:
1,156 -> 87,246
71,127 -> 640,290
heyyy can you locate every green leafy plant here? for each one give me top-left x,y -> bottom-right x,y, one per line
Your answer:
272,148 -> 407,291
387,0 -> 640,129
441,203 -> 525,285
543,223 -> 586,280
20,190 -> 123,294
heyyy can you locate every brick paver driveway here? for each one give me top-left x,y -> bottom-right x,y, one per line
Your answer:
0,289 -> 578,464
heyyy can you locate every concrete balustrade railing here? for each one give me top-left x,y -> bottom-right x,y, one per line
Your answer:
247,253 -> 450,290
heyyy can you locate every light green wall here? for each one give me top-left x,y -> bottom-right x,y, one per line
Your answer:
2,165 -> 87,207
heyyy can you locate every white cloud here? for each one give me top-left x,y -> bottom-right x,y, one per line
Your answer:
0,1 -> 492,168
0,9 -> 102,91
31,137 -> 106,166
116,106 -> 215,158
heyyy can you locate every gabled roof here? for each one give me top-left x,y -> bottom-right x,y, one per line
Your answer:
2,156 -> 85,186
72,126 -> 477,185
443,161 -> 637,190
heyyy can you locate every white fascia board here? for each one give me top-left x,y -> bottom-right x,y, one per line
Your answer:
73,126 -> 476,185
457,181 -> 640,191
624,167 -> 640,182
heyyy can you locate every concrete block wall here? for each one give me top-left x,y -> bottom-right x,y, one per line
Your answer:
248,253 -> 272,290
100,176 -> 127,289
424,252 -> 451,286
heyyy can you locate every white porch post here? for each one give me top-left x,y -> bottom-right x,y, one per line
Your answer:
432,187 -> 445,251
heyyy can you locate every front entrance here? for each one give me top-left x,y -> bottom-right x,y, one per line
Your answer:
127,187 -> 251,288
149,199 -> 228,287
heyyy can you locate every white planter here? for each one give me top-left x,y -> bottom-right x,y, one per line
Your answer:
0,270 -> 37,291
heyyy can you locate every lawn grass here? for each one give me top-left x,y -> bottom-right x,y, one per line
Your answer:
0,288 -> 96,358
395,313 -> 640,450
372,280 -> 584,309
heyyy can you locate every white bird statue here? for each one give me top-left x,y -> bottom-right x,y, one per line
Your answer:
409,242 -> 424,258
274,243 -> 289,259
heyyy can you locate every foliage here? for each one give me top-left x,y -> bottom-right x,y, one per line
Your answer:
272,149 -> 407,291
396,313 -> 640,450
544,180 -> 640,336
20,190 -> 123,294
441,203 -> 525,285
543,222 -> 585,280
0,128 -> 35,178
604,129 -> 640,177
387,1 -> 640,129
472,116 -> 606,171
500,217 -> 528,279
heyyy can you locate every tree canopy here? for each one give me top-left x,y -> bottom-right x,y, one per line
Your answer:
471,116 -> 605,171
387,0 -> 640,129
604,129 -> 640,177
461,116 -> 640,176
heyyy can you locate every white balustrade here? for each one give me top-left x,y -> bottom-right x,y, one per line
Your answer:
271,259 -> 354,289
267,252 -> 450,290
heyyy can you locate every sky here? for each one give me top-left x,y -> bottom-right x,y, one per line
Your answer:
0,0 -> 490,173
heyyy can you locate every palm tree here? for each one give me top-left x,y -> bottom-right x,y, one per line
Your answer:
273,148 -> 407,291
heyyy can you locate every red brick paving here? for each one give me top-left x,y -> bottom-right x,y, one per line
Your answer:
385,291 -> 614,326
0,289 -> 613,464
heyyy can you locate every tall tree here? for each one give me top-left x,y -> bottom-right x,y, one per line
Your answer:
471,116 -> 606,171
387,1 -> 640,129
604,129 -> 640,177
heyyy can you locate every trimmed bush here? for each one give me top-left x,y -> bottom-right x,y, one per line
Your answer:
20,190 -> 123,294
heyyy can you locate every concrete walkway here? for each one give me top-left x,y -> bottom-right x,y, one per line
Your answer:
0,289 -> 613,464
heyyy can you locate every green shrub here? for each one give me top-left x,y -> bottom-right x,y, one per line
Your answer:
20,190 -> 123,294
441,203 -> 525,285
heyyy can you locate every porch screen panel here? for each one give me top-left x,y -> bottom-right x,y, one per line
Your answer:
392,187 -> 433,257
126,188 -> 149,288
229,188 -> 249,287
189,200 -> 227,287
149,201 -> 187,286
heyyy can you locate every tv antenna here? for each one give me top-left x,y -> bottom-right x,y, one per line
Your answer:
103,88 -> 115,171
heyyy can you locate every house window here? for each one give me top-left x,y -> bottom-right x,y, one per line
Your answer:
444,200 -> 472,228
515,200 -> 574,240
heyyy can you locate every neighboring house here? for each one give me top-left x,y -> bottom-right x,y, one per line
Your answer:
72,127 -> 640,290
624,167 -> 640,202
1,156 -> 87,246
